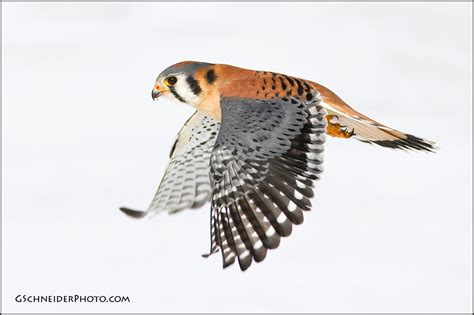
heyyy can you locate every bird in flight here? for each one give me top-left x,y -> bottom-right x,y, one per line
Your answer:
120,61 -> 435,271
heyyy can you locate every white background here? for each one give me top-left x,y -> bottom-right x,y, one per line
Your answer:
2,2 -> 472,313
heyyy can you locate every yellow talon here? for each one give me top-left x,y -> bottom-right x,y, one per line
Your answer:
325,115 -> 355,139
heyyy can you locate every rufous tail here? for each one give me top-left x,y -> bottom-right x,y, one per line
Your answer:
309,81 -> 436,152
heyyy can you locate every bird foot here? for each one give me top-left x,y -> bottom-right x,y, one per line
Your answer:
325,115 -> 355,139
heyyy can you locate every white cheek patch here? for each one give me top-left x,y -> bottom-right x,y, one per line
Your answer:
176,79 -> 200,105
165,74 -> 200,107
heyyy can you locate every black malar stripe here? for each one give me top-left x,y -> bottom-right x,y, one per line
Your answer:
169,86 -> 186,103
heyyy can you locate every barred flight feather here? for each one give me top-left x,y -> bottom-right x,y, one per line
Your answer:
120,111 -> 220,217
204,92 -> 326,270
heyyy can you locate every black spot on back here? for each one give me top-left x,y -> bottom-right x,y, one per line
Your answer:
295,79 -> 304,96
284,75 -> 295,86
303,81 -> 312,93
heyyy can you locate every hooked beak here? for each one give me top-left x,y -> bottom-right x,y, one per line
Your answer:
151,84 -> 167,101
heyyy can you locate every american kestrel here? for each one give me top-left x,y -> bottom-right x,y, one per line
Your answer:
121,61 -> 435,271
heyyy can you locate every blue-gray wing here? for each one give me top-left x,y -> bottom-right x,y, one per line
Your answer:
204,93 -> 327,270
120,111 -> 220,218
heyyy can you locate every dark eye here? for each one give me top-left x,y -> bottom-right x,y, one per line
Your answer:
166,76 -> 177,86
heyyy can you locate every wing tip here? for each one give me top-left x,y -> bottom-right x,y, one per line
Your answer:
119,207 -> 147,218
201,251 -> 217,259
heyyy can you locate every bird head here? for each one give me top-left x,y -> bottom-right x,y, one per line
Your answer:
152,61 -> 212,107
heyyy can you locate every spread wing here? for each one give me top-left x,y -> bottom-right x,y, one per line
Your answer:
120,111 -> 220,218
203,93 -> 327,270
